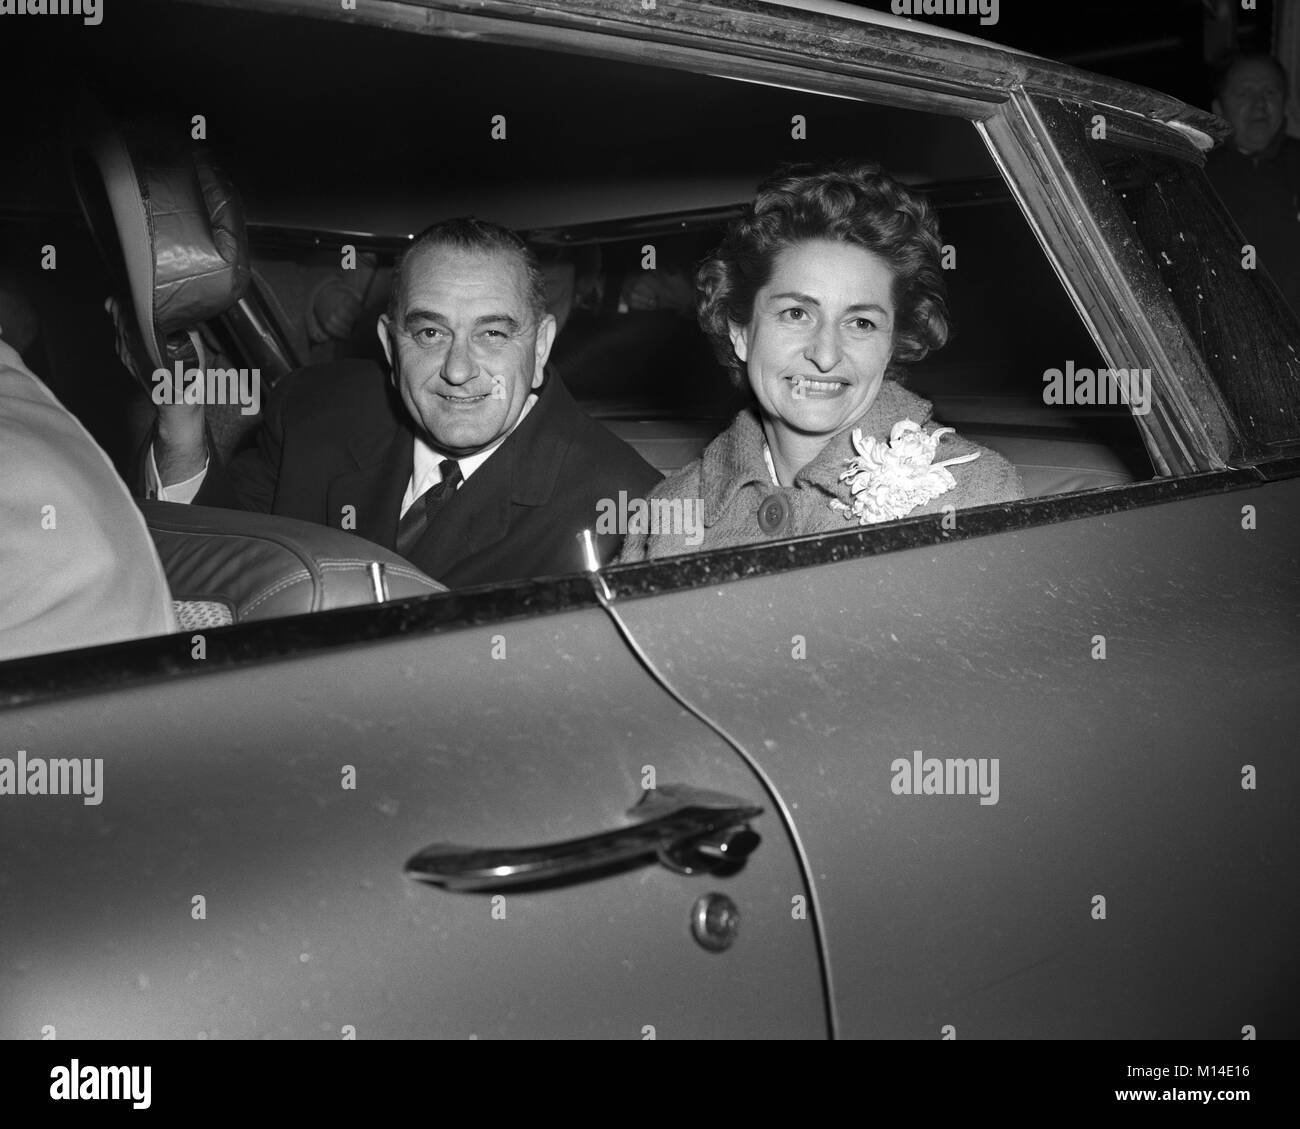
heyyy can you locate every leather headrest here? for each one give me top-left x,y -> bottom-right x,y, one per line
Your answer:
69,99 -> 250,372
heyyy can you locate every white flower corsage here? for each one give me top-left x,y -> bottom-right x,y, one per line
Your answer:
829,419 -> 981,525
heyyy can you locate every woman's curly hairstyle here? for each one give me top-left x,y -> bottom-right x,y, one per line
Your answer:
697,160 -> 950,388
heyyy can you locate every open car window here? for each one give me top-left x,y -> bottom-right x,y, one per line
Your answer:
0,0 -> 1287,658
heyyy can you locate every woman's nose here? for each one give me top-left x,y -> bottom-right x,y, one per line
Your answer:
803,324 -> 843,371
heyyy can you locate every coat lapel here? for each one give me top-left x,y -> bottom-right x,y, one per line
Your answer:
408,448 -> 513,579
326,426 -> 413,550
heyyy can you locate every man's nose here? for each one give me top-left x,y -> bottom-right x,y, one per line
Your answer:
803,323 -> 843,372
441,334 -> 476,384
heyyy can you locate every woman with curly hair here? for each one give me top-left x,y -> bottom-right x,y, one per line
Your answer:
618,159 -> 1024,561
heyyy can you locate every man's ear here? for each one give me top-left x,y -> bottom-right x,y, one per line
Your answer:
727,320 -> 749,365
377,313 -> 396,371
533,312 -> 557,388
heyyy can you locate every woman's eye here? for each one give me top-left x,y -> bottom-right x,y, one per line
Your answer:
780,307 -> 809,322
849,317 -> 876,332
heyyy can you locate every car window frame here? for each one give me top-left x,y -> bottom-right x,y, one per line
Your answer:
982,92 -> 1248,476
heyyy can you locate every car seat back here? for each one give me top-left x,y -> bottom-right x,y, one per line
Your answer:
141,501 -> 445,627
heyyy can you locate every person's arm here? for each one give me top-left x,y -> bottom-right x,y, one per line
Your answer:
111,296 -> 213,504
192,371 -> 292,512
154,403 -> 206,482
133,399 -> 209,501
144,442 -> 208,503
136,376 -> 288,514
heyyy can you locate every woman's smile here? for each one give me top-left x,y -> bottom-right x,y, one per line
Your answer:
787,375 -> 850,398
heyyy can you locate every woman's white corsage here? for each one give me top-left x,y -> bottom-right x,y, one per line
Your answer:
830,420 -> 981,525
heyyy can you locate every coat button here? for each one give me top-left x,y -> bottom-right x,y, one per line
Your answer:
757,493 -> 790,534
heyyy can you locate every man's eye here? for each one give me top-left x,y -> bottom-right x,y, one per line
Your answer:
414,327 -> 446,343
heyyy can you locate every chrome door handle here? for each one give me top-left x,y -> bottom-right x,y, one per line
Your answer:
404,783 -> 763,892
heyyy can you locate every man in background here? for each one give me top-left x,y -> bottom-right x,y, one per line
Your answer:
1207,51 -> 1300,315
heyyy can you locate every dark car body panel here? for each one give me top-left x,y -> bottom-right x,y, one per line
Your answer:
609,476 -> 1300,1037
0,607 -> 826,1039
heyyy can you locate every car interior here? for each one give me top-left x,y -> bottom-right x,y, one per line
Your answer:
0,1 -> 1157,636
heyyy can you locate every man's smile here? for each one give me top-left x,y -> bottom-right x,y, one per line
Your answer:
437,390 -> 492,405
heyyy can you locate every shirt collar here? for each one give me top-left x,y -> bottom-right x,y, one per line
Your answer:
405,391 -> 539,509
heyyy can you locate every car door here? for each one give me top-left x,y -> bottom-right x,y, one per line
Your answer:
600,92 -> 1300,1039
0,595 -> 827,1039
605,478 -> 1300,1038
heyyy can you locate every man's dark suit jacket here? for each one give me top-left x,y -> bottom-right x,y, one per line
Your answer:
178,360 -> 662,588
1206,131 -> 1300,316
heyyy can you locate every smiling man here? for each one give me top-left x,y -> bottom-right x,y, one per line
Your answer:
147,218 -> 660,587
1206,51 -> 1300,316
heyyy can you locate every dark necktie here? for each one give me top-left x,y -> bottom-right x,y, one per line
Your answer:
396,459 -> 462,558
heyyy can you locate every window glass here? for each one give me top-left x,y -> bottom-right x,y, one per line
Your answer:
1095,140 -> 1300,449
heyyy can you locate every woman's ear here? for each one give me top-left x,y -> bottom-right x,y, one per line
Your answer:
727,320 -> 749,365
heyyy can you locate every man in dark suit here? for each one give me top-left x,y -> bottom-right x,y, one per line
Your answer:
1206,52 -> 1300,316
145,218 -> 661,587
